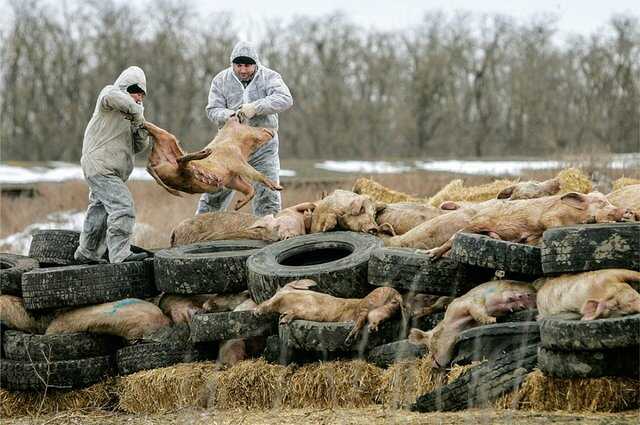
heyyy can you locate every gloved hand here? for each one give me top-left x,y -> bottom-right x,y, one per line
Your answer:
221,108 -> 236,123
238,103 -> 257,120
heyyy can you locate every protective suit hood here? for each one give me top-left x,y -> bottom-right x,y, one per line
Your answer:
114,66 -> 147,95
230,41 -> 260,66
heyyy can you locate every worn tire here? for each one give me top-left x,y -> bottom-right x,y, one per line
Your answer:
368,247 -> 494,296
541,223 -> 640,274
0,355 -> 114,391
28,229 -> 81,265
154,240 -> 268,294
191,311 -> 279,342
3,330 -> 123,362
116,342 -> 215,375
538,346 -> 640,378
367,339 -> 427,368
21,259 -> 157,310
248,232 -> 382,304
452,322 -> 540,366
450,232 -> 542,276
539,314 -> 640,351
0,253 -> 39,295
411,344 -> 538,412
279,318 -> 403,354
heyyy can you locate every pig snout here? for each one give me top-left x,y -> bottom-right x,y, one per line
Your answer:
594,206 -> 628,223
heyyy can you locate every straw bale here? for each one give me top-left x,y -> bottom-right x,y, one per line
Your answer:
427,179 -> 516,207
116,361 -> 217,414
556,168 -> 593,194
0,379 -> 116,418
446,361 -> 484,383
284,360 -> 383,409
612,177 -> 640,191
375,357 -> 447,407
493,369 -> 640,412
352,177 -> 423,204
207,359 -> 291,410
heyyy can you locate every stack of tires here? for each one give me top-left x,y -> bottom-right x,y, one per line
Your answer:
538,223 -> 640,379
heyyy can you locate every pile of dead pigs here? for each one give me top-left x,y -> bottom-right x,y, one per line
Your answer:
0,171 -> 639,416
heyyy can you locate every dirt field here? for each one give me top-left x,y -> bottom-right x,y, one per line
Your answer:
3,406 -> 640,425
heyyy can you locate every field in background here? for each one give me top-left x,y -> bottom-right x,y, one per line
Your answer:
1,162 -> 638,252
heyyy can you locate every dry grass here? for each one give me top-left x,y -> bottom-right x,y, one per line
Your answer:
493,370 -> 640,412
375,356 -> 447,407
612,177 -> 640,191
427,178 -> 517,206
352,177 -> 423,203
116,361 -> 218,414
0,379 -> 117,418
556,167 -> 593,194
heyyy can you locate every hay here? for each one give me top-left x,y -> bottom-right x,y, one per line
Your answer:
612,177 -> 640,191
284,360 -> 383,409
0,379 -> 116,418
556,167 -> 593,194
352,177 -> 423,204
446,361 -> 484,383
427,179 -> 516,207
375,357 -> 447,407
207,359 -> 291,410
493,369 -> 640,412
116,361 -> 217,414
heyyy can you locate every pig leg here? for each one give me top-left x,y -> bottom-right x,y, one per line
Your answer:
467,303 -> 496,324
345,313 -> 368,345
227,175 -> 255,210
427,233 -> 457,258
237,162 -> 283,191
177,148 -> 213,164
378,222 -> 396,236
279,311 -> 297,325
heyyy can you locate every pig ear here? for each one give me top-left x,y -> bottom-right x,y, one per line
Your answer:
561,192 -> 588,210
408,328 -> 431,346
349,197 -> 365,215
439,201 -> 460,210
580,299 -> 604,320
497,186 -> 515,199
284,279 -> 317,290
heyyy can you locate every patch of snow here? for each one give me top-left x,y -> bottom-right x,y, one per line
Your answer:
280,169 -> 296,177
315,160 -> 412,174
414,160 -> 567,176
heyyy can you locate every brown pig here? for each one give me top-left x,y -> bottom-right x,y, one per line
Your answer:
497,178 -> 561,200
607,184 -> 640,220
536,269 -> 640,320
385,199 -> 499,250
217,299 -> 267,367
403,293 -> 454,319
255,279 -> 403,343
0,295 -> 54,334
311,190 -> 385,234
376,202 -> 446,236
145,117 -> 282,209
158,292 -> 249,324
427,192 -> 633,258
170,212 -> 258,246
408,280 -> 537,368
46,298 -> 171,342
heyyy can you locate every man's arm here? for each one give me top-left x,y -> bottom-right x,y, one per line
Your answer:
101,87 -> 145,125
205,74 -> 235,127
132,124 -> 149,154
252,71 -> 293,116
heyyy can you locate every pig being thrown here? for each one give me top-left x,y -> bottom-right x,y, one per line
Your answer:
428,192 -> 633,258
46,298 -> 171,341
145,116 -> 282,210
255,279 -> 403,343
536,269 -> 640,320
311,190 -> 384,234
409,280 -> 537,369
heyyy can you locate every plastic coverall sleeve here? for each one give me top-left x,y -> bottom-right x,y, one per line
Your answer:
252,72 -> 293,116
132,124 -> 149,154
206,76 -> 234,127
101,88 -> 145,126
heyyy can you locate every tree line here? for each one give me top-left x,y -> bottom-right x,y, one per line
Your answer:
1,0 -> 639,162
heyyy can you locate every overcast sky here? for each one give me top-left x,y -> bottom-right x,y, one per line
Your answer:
192,0 -> 638,35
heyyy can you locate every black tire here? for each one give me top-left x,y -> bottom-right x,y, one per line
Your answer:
191,311 -> 279,342
21,259 -> 157,310
539,314 -> 640,351
411,344 -> 538,412
367,339 -> 427,368
248,232 -> 383,304
3,330 -> 124,362
116,342 -> 215,375
279,318 -> 403,353
498,309 -> 538,323
0,253 -> 38,295
409,312 -> 445,332
28,229 -> 80,265
0,355 -> 114,391
154,240 -> 268,294
450,232 -> 542,276
368,247 -> 494,296
541,223 -> 640,274
452,322 -> 540,366
538,346 -> 640,378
